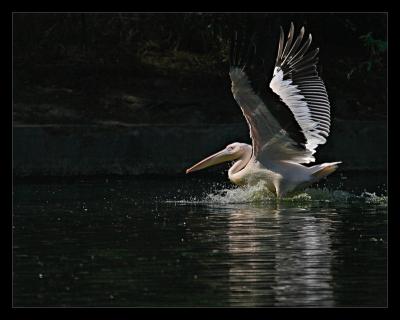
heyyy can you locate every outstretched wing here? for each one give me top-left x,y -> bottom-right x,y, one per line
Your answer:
269,22 -> 331,154
229,26 -> 318,164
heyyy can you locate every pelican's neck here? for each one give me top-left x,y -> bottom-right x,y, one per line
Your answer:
228,144 -> 252,177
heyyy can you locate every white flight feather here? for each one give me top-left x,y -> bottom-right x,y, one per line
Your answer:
229,67 -> 316,164
269,67 -> 327,152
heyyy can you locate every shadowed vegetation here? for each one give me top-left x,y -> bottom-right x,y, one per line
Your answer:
13,13 -> 387,124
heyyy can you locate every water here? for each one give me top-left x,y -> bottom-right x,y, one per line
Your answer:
13,172 -> 387,307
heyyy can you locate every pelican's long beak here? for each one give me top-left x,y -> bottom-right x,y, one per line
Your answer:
186,149 -> 231,174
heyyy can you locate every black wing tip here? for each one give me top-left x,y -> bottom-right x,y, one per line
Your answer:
229,29 -> 257,71
275,22 -> 319,72
229,30 -> 240,68
282,22 -> 299,33
281,23 -> 307,35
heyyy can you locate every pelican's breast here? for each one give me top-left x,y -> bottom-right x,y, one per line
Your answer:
228,159 -> 280,193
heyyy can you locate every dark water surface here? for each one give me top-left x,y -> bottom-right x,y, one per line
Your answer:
13,172 -> 387,307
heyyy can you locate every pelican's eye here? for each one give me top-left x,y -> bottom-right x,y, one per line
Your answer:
227,146 -> 235,152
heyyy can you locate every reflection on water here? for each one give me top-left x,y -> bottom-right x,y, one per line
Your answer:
273,211 -> 334,306
223,205 -> 334,307
13,173 -> 387,307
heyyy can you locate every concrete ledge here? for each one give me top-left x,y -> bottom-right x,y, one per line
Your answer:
13,120 -> 387,176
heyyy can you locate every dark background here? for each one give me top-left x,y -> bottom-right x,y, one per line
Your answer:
13,12 -> 387,125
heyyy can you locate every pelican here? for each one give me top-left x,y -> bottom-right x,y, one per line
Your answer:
186,23 -> 341,197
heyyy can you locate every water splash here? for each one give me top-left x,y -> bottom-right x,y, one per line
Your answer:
359,191 -> 388,205
170,181 -> 387,205
204,181 -> 276,204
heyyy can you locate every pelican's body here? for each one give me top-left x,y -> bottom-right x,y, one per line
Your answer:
186,23 -> 341,197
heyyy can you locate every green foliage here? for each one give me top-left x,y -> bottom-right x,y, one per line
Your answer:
359,32 -> 387,72
360,32 -> 387,53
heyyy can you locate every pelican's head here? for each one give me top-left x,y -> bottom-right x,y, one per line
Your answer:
186,142 -> 246,174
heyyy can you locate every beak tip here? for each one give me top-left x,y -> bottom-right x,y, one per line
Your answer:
185,168 -> 191,174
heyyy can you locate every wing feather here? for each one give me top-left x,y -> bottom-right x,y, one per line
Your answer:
228,24 -> 331,164
229,29 -> 316,164
270,24 -> 332,154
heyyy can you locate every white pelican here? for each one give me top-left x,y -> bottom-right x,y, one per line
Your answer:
186,23 -> 341,197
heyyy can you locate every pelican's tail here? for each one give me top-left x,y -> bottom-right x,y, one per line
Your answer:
310,161 -> 342,181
